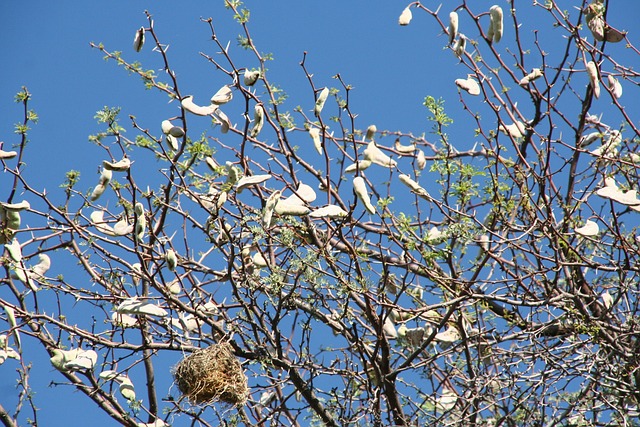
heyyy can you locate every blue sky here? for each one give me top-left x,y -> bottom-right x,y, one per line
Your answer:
0,1 -> 476,193
1,3 -> 448,424
2,1 -> 640,425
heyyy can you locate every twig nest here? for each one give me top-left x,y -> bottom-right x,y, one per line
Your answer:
172,342 -> 248,406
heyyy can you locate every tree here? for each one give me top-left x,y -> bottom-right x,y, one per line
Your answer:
1,0 -> 640,425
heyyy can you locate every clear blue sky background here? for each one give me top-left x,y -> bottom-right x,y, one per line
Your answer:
1,1 -> 454,189
1,1 -> 639,425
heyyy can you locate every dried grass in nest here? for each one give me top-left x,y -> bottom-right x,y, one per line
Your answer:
173,342 -> 248,406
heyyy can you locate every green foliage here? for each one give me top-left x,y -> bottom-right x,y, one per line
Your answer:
94,106 -> 121,125
423,96 -> 453,129
61,170 -> 80,189
134,135 -> 155,148
14,87 -> 31,103
269,84 -> 288,106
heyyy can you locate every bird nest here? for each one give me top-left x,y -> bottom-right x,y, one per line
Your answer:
172,342 -> 248,406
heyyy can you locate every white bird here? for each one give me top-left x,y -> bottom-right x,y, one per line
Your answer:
365,124 -> 377,141
63,349 -> 98,371
170,313 -> 201,333
436,387 -> 458,412
90,211 -> 116,236
394,139 -> 416,154
308,127 -> 323,155
90,168 -> 112,201
236,174 -> 272,194
590,130 -> 621,157
416,149 -> 426,170
111,312 -> 138,328
607,75 -> 622,99
398,7 -> 412,26
345,160 -> 372,173
2,304 -> 20,349
0,200 -> 30,211
454,77 -> 480,95
133,27 -> 145,52
119,376 -> 136,401
137,420 -> 168,427
488,5 -> 503,43
579,131 -> 601,147
31,253 -> 51,276
50,348 -> 79,371
134,203 -> 146,242
181,95 -> 217,116
243,69 -> 260,86
252,252 -> 268,268
263,190 -> 282,227
250,104 -> 265,137
453,34 -> 466,58
519,68 -> 543,86
314,87 -> 330,118
51,348 -> 97,371
5,238 -> 22,262
274,201 -> 310,216
398,174 -> 430,200
426,226 -> 444,242
595,177 -> 640,206
448,12 -> 459,45
601,291 -> 614,309
353,176 -> 376,214
364,141 -> 397,168
477,234 -> 490,252
116,298 -> 168,318
0,149 -> 17,159
103,157 -> 131,172
210,85 -> 233,105
259,390 -> 277,408
434,325 -> 460,349
213,109 -> 231,134
383,317 -> 398,339
575,220 -> 599,237
165,248 -> 178,271
498,121 -> 526,138
113,216 -> 133,236
309,205 -> 348,218
99,371 -> 136,401
586,61 -> 600,99
282,183 -> 317,205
